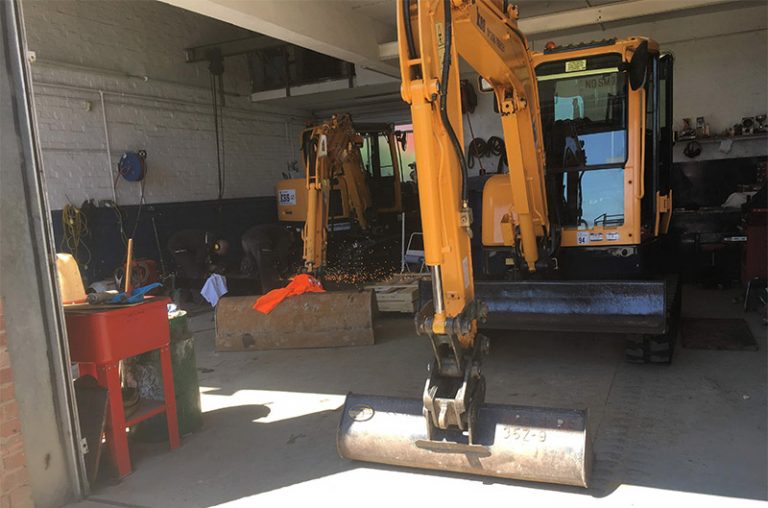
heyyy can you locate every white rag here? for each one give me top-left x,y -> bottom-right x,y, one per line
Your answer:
200,273 -> 228,306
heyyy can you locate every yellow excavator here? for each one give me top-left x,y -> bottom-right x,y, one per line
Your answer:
216,115 -> 408,350
338,0 -> 675,487
275,113 -> 405,275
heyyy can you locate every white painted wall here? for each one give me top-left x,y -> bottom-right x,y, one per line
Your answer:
23,0 -> 311,211
461,3 -> 768,170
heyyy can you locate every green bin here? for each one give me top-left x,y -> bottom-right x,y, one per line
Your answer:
132,310 -> 203,441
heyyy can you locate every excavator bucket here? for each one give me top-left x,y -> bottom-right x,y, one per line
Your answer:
214,291 -> 376,351
338,393 -> 591,487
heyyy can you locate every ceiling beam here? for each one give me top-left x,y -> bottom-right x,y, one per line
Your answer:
159,0 -> 400,77
379,0 -> 739,60
519,0 -> 737,35
184,35 -> 284,63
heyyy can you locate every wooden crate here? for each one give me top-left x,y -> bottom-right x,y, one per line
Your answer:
366,274 -> 427,313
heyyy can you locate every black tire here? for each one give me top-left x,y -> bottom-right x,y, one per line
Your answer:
624,277 -> 681,364
624,333 -> 674,364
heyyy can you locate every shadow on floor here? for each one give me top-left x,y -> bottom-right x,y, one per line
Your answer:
83,285 -> 767,506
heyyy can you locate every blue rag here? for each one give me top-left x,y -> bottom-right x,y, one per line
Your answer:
109,282 -> 163,304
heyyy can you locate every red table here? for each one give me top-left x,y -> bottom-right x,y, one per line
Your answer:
65,297 -> 180,478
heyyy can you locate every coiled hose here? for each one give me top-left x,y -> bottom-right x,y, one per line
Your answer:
61,204 -> 91,268
467,136 -> 507,174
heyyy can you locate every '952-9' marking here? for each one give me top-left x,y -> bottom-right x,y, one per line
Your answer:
503,426 -> 547,443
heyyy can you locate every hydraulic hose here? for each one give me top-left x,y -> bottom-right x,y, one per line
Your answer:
437,0 -> 469,206
403,0 -> 416,60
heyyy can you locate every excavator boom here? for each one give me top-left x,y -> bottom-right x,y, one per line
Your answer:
338,0 -> 590,486
301,114 -> 375,272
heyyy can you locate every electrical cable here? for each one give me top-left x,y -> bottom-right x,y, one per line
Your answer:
210,73 -> 225,201
467,135 -> 507,174
487,136 -> 507,173
467,137 -> 487,170
395,131 -> 406,183
105,200 -> 128,246
465,111 -> 486,174
61,204 -> 92,268
129,173 -> 147,239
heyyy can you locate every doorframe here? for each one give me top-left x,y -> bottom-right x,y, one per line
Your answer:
4,0 -> 88,497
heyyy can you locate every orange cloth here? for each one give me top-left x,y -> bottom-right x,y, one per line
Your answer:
252,274 -> 325,314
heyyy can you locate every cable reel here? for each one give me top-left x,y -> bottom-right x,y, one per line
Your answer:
117,150 -> 147,181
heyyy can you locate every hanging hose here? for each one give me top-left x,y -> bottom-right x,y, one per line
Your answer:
61,204 -> 92,268
467,136 -> 507,174
403,0 -> 416,61
437,0 -> 469,206
467,138 -> 487,170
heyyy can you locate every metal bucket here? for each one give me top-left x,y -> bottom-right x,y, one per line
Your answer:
338,393 -> 591,487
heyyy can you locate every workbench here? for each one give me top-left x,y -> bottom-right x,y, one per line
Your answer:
65,297 -> 180,478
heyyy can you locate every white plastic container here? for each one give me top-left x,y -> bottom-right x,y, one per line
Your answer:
55,253 -> 86,304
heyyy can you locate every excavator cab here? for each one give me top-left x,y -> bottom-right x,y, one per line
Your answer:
482,38 -> 674,277
357,123 -> 405,214
277,121 -> 403,228
275,116 -> 405,273
476,39 -> 678,351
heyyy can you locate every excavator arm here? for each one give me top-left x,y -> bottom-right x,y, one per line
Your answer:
302,114 -> 375,272
399,0 -> 549,436
337,1 -> 591,486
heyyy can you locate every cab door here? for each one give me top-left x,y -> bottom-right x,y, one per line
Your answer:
642,53 -> 674,237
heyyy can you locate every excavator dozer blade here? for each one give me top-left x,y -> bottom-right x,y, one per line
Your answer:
420,279 -> 668,335
338,393 -> 591,487
215,291 -> 376,351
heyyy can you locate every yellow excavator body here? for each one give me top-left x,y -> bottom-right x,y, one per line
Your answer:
275,114 -> 404,272
338,0 -> 676,487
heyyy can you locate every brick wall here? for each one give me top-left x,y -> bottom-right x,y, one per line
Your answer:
22,0 -> 310,211
0,300 -> 34,508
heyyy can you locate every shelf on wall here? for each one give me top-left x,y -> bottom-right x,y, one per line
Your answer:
678,133 -> 768,145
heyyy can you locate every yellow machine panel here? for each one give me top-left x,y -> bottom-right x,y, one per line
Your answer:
481,175 -> 514,247
276,178 -> 307,222
276,178 -> 353,223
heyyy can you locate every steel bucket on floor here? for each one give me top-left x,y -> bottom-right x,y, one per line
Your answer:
338,393 -> 591,487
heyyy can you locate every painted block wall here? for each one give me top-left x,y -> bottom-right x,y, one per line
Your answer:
22,0 -> 311,211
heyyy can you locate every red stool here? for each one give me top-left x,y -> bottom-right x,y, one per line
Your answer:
65,297 -> 180,478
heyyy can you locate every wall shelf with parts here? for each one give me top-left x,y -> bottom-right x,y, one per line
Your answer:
679,133 -> 767,145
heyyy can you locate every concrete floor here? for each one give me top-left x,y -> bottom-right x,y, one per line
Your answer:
69,285 -> 766,507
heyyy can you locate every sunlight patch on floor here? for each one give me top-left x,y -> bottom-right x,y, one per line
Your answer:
207,468 -> 767,508
199,386 -> 346,423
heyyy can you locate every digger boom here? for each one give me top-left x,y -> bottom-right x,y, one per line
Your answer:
338,0 -> 590,486
301,114 -> 375,272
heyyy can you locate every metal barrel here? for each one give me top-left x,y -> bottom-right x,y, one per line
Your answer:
215,291 -> 376,351
338,393 -> 591,487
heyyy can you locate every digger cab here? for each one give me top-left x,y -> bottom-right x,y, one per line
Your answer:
276,123 -> 404,231
482,37 -> 674,279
